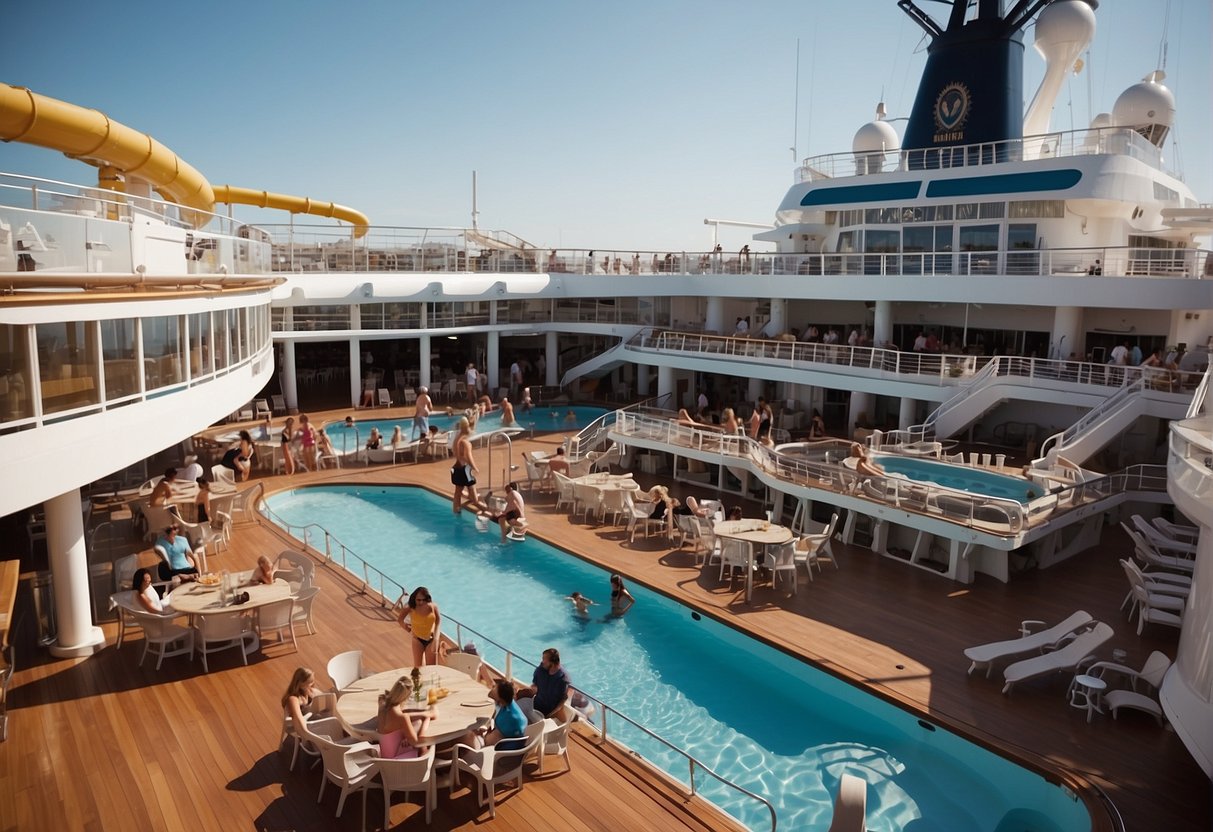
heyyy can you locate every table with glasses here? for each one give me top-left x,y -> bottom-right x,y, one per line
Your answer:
335,664 -> 497,745
570,473 -> 641,523
713,519 -> 794,603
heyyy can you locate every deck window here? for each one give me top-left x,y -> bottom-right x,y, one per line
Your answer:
36,321 -> 101,415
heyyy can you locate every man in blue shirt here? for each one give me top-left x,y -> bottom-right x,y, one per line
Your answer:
155,524 -> 200,584
521,647 -> 570,722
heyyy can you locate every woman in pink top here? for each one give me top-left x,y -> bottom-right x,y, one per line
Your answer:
377,677 -> 435,759
297,414 -> 317,471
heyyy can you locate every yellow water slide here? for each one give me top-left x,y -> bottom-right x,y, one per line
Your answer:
0,83 -> 368,235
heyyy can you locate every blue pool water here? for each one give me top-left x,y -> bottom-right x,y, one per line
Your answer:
324,405 -> 609,450
875,456 -> 1044,504
265,485 -> 1089,832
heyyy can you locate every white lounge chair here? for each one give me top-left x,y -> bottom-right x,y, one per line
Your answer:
1092,651 -> 1172,726
1151,517 -> 1198,543
964,610 -> 1095,677
1132,515 -> 1196,556
1001,621 -> 1113,694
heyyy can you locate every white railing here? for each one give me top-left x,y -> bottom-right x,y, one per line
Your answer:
1038,378 -> 1147,461
915,358 -> 1003,439
797,126 -> 1170,181
257,498 -> 777,832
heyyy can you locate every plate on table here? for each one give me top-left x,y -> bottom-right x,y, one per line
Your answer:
197,573 -> 221,587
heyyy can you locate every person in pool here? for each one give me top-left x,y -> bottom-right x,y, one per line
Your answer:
609,574 -> 635,616
520,387 -> 533,412
566,592 -> 596,616
482,482 -> 527,541
500,397 -> 516,427
563,409 -> 578,425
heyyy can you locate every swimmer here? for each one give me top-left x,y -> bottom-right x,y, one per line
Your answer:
566,592 -> 596,616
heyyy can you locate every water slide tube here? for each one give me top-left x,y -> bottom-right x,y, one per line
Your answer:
211,185 -> 369,238
0,83 -> 368,234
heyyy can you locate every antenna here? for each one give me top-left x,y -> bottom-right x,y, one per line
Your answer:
790,38 -> 800,163
471,170 -> 479,231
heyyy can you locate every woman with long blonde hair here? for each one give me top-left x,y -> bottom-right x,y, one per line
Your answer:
377,676 -> 435,759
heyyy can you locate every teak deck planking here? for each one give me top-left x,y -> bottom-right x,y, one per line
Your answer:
1,405 -> 1208,831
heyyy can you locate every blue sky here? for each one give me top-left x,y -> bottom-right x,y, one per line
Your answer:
2,0 -> 1209,251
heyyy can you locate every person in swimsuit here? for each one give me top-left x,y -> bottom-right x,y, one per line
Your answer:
297,414 -> 317,471
365,427 -> 382,451
193,477 -> 211,524
280,416 -> 297,475
220,431 -> 256,481
849,442 -> 885,477
483,481 -> 527,541
397,586 -> 441,667
754,397 -> 773,445
566,592 -> 596,616
808,409 -> 826,440
377,677 -> 435,759
609,574 -> 635,616
500,397 -> 516,427
250,555 -> 276,586
389,425 -> 404,447
412,386 -> 432,440
721,408 -> 741,435
451,417 -> 486,515
281,667 -> 333,738
149,467 -> 176,508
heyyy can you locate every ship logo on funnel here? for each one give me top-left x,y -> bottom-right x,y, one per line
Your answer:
934,82 -> 971,132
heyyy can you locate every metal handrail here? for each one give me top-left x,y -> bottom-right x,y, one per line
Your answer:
482,429 -> 515,494
256,496 -> 777,831
1038,378 -> 1146,461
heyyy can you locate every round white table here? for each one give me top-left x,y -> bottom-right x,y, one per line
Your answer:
335,664 -> 497,746
1070,673 -> 1107,723
168,572 -> 291,615
713,520 -> 794,603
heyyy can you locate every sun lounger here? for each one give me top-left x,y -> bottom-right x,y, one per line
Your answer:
1001,622 -> 1113,694
963,611 -> 1094,677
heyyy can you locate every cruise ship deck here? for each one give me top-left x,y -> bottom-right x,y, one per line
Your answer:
3,410 -> 1204,831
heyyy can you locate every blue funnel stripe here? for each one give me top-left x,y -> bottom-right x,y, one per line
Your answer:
925,169 -> 1082,198
800,181 -> 922,207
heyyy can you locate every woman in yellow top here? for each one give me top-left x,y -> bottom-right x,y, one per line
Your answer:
397,586 -> 441,666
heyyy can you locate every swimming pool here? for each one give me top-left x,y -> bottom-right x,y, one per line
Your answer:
875,456 -> 1044,504
324,405 -> 610,451
264,485 -> 1090,832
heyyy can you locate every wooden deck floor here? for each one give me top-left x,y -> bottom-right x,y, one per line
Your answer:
3,406 -> 1208,831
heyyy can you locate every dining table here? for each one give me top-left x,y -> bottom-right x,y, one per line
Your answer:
713,519 -> 794,603
167,570 -> 292,652
335,664 -> 498,745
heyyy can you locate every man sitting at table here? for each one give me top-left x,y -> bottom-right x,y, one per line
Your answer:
149,468 -> 177,508
516,647 -> 570,723
154,523 -> 202,584
544,446 -> 571,479
469,679 -> 528,750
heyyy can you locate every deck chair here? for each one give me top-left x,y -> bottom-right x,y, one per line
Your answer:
964,610 -> 1094,677
211,465 -> 237,493
552,472 -> 575,513
1131,515 -> 1196,556
443,651 -> 483,681
1128,584 -> 1183,635
376,388 -> 393,408
254,398 -> 272,419
327,650 -> 363,693
827,772 -> 867,832
1122,524 -> 1195,574
1151,517 -> 1198,543
271,394 -> 287,414
403,388 -> 417,406
1091,651 -> 1172,726
799,513 -> 839,570
1001,621 -> 1113,694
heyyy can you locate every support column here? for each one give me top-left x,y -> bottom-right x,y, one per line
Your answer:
705,296 -> 724,335
657,364 -> 674,402
349,338 -> 363,407
545,331 -> 558,387
899,397 -> 918,431
1051,306 -> 1083,360
282,339 -> 299,413
46,488 -> 104,658
487,331 -> 500,391
873,300 -> 893,348
636,364 -> 651,397
848,391 -> 873,438
418,335 -> 431,391
766,298 -> 786,337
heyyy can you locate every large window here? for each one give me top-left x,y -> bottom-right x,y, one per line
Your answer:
189,312 -> 210,378
143,315 -> 184,389
958,224 -> 999,275
36,321 -> 100,415
101,319 -> 139,399
0,324 -> 33,424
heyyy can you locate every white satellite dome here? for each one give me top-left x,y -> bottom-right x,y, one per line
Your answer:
1034,0 -> 1096,56
852,103 -> 900,154
1112,70 -> 1175,147
1089,112 -> 1113,130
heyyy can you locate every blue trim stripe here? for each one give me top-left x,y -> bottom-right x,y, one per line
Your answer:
925,169 -> 1082,198
800,181 -> 921,206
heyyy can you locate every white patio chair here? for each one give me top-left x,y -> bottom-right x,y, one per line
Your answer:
443,651 -> 482,680
271,394 -> 287,414
132,610 -> 194,670
537,713 -> 573,774
376,388 -> 393,407
566,457 -> 593,478
598,487 -> 630,528
624,494 -> 662,543
450,722 -> 544,819
327,650 -> 363,693
195,610 -> 256,673
291,586 -> 321,635
1129,583 -> 1183,636
800,513 -> 840,570
403,388 -> 417,406
719,538 -> 753,583
1119,559 -> 1188,620
257,598 -> 297,651
552,472 -> 576,513
254,398 -> 271,420
571,482 -> 602,523
377,745 -> 437,824
766,540 -> 799,594
521,457 -> 547,495
313,731 -> 378,818
210,464 -> 237,493
276,549 -> 316,583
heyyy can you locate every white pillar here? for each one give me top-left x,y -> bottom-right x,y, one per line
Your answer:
657,364 -> 674,402
418,334 -> 431,391
848,391 -> 873,438
636,364 -> 651,396
873,300 -> 893,348
487,331 -> 500,391
1051,306 -> 1083,360
282,339 -> 299,413
705,297 -> 724,334
46,488 -> 104,657
767,298 -> 786,337
349,337 -> 363,406
545,331 -> 559,387
899,397 -> 918,430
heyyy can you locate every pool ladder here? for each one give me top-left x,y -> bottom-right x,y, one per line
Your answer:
481,429 -> 515,497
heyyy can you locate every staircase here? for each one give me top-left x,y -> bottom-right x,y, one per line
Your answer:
911,359 -> 1003,440
1036,378 -> 1149,466
558,333 -> 642,388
